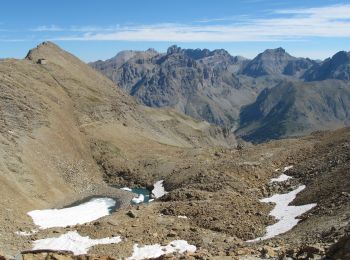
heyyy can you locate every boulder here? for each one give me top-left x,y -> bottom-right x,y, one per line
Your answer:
260,246 -> 277,258
127,210 -> 137,218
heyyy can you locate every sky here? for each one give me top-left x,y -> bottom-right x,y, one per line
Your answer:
1,0 -> 350,62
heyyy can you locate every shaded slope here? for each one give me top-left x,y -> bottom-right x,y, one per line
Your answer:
304,51 -> 350,81
236,80 -> 350,143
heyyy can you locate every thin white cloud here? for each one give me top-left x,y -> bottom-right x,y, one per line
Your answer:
195,15 -> 250,23
32,25 -> 121,32
0,38 -> 31,42
32,25 -> 64,32
35,4 -> 350,42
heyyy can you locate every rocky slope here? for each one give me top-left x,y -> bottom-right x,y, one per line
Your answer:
91,47 -> 350,144
7,127 -> 350,260
304,50 -> 350,81
0,42 -> 234,255
90,45 -> 280,127
242,47 -> 316,78
236,80 -> 350,143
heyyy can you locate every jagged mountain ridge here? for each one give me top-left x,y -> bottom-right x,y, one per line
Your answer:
91,46 -> 350,143
90,45 -> 281,126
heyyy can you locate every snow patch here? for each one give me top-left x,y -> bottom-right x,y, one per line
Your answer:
127,240 -> 196,260
28,198 -> 116,229
32,231 -> 121,255
121,187 -> 132,192
270,174 -> 292,183
151,180 -> 167,199
177,215 -> 188,219
283,165 -> 293,172
248,185 -> 316,242
15,229 -> 38,236
131,194 -> 145,204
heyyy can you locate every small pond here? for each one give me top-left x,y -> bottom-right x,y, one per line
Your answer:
119,187 -> 152,204
130,188 -> 151,204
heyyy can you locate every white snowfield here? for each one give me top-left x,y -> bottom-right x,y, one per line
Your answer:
270,173 -> 292,183
151,180 -> 168,199
248,185 -> 317,242
127,240 -> 197,260
28,198 -> 116,229
131,194 -> 145,204
32,231 -> 121,255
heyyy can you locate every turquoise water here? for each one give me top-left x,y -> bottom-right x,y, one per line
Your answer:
131,188 -> 151,204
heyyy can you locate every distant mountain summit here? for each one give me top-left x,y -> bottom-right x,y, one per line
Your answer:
304,51 -> 350,81
242,47 -> 316,77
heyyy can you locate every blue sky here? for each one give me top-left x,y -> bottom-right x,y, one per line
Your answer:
1,0 -> 350,61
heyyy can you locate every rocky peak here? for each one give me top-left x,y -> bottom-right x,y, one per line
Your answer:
331,51 -> 350,65
304,50 -> 350,81
241,47 -> 313,77
183,48 -> 211,60
146,48 -> 158,54
258,47 -> 291,60
167,45 -> 182,55
25,41 -> 61,61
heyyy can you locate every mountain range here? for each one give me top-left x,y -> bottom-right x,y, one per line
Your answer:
91,46 -> 350,143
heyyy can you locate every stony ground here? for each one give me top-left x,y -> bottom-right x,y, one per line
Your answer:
0,42 -> 349,259
4,128 -> 348,260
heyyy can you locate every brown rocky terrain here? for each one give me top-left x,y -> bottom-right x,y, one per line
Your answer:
0,42 -> 349,259
0,42 -> 233,255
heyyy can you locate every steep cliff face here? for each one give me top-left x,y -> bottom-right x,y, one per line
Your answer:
91,45 -> 276,127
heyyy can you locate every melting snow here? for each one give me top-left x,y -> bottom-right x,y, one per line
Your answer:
151,180 -> 167,199
248,185 -> 316,242
121,187 -> 133,192
15,229 -> 38,236
270,174 -> 292,183
28,198 -> 116,229
127,240 -> 196,260
131,194 -> 145,204
32,231 -> 121,255
283,165 -> 293,172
